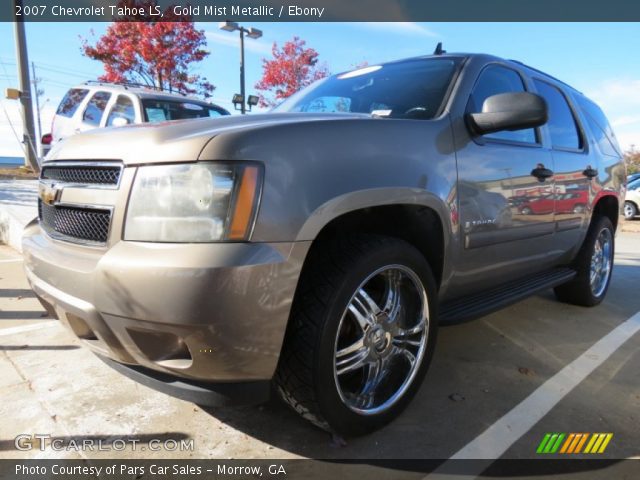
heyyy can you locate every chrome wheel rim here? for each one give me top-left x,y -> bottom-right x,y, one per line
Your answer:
333,265 -> 429,415
624,203 -> 634,219
590,228 -> 613,298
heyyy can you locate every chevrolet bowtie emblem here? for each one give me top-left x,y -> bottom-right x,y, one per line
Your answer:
39,183 -> 62,206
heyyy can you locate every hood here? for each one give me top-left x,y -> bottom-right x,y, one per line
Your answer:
44,113 -> 364,166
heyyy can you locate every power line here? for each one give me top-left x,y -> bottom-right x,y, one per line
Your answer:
30,60 -> 98,79
0,56 -> 98,79
0,57 -> 97,81
36,64 -> 96,79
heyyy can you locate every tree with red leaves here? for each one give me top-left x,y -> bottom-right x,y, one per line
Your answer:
81,0 -> 214,98
255,36 -> 329,108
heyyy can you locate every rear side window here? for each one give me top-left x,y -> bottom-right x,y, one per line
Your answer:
56,88 -> 89,118
142,100 -> 226,123
533,80 -> 582,150
82,92 -> 112,127
468,65 -> 536,144
106,95 -> 136,126
576,96 -> 621,157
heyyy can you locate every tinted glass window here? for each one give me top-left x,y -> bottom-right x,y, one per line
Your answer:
275,58 -> 462,120
468,65 -> 536,144
106,95 -> 136,126
56,88 -> 89,118
142,100 -> 227,123
303,96 -> 352,113
533,80 -> 582,150
576,96 -> 621,157
82,91 -> 111,127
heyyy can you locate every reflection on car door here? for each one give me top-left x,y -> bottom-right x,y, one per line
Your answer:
453,64 -> 556,294
532,79 -> 591,251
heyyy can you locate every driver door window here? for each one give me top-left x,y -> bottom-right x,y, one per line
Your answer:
467,65 -> 537,144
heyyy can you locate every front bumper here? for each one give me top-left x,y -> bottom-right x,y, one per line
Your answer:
23,219 -> 310,403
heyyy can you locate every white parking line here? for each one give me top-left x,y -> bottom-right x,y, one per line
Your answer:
0,321 -> 59,336
426,310 -> 640,478
0,258 -> 23,263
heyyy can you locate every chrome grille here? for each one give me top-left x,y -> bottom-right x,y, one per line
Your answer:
41,164 -> 121,186
38,200 -> 111,244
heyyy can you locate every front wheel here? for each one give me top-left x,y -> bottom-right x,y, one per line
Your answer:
274,235 -> 438,436
554,216 -> 615,306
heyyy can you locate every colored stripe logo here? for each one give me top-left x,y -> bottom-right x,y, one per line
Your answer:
536,433 -> 613,454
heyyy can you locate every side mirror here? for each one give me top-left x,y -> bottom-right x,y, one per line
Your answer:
111,117 -> 129,127
467,92 -> 547,136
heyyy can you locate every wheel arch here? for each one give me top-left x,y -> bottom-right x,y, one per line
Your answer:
296,190 -> 451,289
592,194 -> 620,231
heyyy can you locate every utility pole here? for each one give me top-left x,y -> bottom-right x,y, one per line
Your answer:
31,61 -> 42,146
13,0 -> 39,172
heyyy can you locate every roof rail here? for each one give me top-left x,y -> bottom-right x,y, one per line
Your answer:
508,60 -> 581,93
82,80 -> 188,96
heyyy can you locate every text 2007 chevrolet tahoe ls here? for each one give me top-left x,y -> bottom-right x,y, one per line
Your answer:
24,52 -> 626,436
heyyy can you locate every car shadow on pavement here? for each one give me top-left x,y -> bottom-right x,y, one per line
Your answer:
0,311 -> 48,320
0,289 -> 35,298
0,345 -> 79,350
200,399 -> 344,457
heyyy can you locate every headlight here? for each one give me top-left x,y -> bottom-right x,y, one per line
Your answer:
124,162 -> 262,242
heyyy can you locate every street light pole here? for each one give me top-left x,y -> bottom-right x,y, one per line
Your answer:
239,28 -> 246,115
219,22 -> 262,115
13,0 -> 39,171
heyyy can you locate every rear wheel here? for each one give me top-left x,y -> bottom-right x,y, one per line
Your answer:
554,216 -> 614,306
274,235 -> 438,436
624,201 -> 637,220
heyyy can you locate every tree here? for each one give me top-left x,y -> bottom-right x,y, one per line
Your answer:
81,0 -> 214,98
625,145 -> 640,174
255,36 -> 329,107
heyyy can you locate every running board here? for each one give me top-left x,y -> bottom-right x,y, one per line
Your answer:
439,268 -> 576,325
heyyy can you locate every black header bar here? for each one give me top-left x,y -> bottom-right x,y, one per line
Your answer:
2,0 -> 640,22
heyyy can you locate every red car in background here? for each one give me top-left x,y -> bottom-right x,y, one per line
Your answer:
520,190 -> 588,215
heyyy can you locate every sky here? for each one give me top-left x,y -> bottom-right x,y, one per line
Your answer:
1,21 -> 639,158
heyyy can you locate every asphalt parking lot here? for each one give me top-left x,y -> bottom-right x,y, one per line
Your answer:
0,232 -> 638,469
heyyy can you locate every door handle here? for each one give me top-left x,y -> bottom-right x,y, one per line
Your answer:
583,167 -> 598,178
531,167 -> 554,181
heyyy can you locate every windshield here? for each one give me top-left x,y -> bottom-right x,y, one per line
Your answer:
629,178 -> 640,190
142,99 -> 228,123
274,57 -> 462,120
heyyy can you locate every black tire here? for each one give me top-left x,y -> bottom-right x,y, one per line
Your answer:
274,234 -> 438,436
554,216 -> 615,307
624,201 -> 637,220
